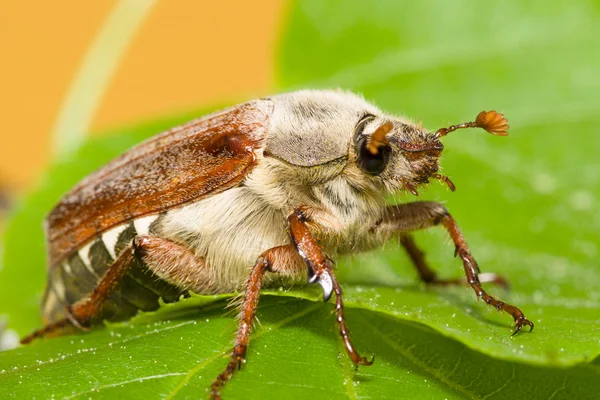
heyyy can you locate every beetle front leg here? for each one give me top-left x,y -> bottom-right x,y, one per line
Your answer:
288,207 -> 374,367
400,233 -> 509,288
377,201 -> 533,335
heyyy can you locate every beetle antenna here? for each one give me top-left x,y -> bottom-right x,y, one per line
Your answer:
434,110 -> 509,139
367,121 -> 394,154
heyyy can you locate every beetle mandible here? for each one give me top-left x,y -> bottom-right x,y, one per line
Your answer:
22,90 -> 533,399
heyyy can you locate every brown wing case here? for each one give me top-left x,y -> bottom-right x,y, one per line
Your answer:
46,100 -> 273,267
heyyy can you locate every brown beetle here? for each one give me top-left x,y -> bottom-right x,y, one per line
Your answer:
22,90 -> 531,399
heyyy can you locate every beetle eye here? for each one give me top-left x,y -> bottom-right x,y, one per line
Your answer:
355,117 -> 392,175
356,136 -> 391,175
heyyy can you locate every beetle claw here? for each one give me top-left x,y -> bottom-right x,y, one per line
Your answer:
308,268 -> 333,302
318,270 -> 334,302
512,316 -> 534,336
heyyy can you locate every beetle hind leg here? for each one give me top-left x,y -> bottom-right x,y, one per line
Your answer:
21,242 -> 139,345
22,235 -> 208,345
20,318 -> 73,345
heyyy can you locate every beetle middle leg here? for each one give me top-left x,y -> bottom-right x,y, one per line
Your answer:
375,201 -> 533,335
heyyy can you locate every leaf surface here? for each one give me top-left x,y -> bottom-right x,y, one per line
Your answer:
1,296 -> 598,399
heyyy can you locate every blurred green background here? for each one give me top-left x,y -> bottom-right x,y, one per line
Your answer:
1,1 -> 599,399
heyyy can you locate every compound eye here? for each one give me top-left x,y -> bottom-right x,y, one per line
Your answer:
354,116 -> 392,175
356,136 -> 391,175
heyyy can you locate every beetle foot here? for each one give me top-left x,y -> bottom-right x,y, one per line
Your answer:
354,354 -> 375,370
512,315 -> 534,336
20,302 -> 93,344
477,293 -> 534,336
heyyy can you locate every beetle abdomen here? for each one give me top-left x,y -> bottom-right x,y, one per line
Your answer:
42,217 -> 185,324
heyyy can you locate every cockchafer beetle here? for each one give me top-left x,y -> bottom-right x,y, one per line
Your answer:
22,90 -> 532,399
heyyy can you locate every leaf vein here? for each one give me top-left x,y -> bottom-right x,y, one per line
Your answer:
62,372 -> 187,399
480,364 -> 515,400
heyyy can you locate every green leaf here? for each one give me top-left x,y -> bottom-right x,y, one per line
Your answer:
1,295 -> 599,399
2,0 -> 600,398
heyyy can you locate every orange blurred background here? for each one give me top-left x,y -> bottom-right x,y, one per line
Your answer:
0,0 -> 287,195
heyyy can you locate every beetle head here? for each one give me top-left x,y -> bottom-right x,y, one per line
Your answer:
265,90 -> 508,197
354,110 -> 508,195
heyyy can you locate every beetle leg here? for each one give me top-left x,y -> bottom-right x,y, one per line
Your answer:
400,233 -> 509,288
288,207 -> 374,366
131,235 -> 212,293
210,245 -> 304,399
375,201 -> 533,335
19,319 -> 73,345
22,235 -> 207,344
21,242 -> 138,344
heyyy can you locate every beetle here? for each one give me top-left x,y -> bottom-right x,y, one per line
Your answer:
22,90 -> 533,399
